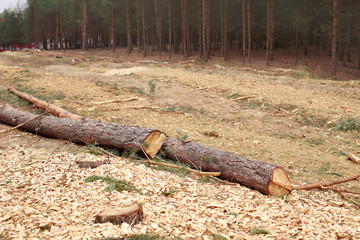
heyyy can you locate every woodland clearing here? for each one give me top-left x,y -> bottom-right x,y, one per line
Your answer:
0,49 -> 360,239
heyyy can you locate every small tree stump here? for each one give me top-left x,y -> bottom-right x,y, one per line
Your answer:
95,205 -> 144,226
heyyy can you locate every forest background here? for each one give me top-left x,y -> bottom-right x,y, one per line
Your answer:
0,0 -> 359,78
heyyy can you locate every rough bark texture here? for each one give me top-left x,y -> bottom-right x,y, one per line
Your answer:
0,104 -> 165,158
331,0 -> 338,77
95,205 -> 143,226
162,138 -> 292,196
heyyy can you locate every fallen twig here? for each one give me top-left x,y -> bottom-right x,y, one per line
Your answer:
139,146 -> 220,176
294,174 -> 360,190
231,96 -> 255,101
92,97 -> 143,105
178,59 -> 195,64
0,111 -> 47,133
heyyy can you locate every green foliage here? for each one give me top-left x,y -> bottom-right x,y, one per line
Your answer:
335,117 -> 360,132
0,89 -> 29,107
207,234 -> 228,240
84,175 -> 142,194
295,110 -> 330,128
317,163 -> 330,175
305,137 -> 325,146
148,79 -> 157,95
123,234 -> 172,240
250,227 -> 271,235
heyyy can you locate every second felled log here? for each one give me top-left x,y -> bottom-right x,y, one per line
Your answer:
0,104 -> 166,158
162,138 -> 292,196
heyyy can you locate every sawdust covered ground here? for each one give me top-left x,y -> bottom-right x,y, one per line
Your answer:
0,49 -> 360,239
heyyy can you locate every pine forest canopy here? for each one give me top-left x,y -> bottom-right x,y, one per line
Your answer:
0,0 -> 359,72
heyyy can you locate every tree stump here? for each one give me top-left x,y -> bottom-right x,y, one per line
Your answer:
94,205 -> 144,226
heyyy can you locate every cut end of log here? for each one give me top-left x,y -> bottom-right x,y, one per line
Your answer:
268,167 -> 293,196
347,153 -> 360,164
142,130 -> 167,158
94,204 -> 144,226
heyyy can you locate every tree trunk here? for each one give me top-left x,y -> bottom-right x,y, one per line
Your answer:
331,0 -> 339,78
206,0 -> 211,59
224,0 -> 227,60
202,0 -> 207,61
295,10 -> 299,65
0,104 -> 166,159
112,0 -> 116,53
303,0 -> 308,56
162,138 -> 292,196
33,7 -> 37,47
0,104 -> 292,196
82,0 -> 87,51
126,0 -> 132,55
266,0 -> 270,66
137,0 -> 141,52
142,0 -> 147,57
157,0 -> 162,58
270,0 -> 274,61
60,13 -> 63,49
220,0 -> 224,58
168,0 -> 172,59
55,1 -> 59,50
346,14 -> 351,62
242,0 -> 246,62
247,0 -> 251,63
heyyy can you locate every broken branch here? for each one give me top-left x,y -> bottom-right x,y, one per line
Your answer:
294,174 -> 360,191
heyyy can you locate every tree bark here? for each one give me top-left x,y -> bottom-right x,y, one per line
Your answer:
136,0 -> 141,52
162,138 -> 292,196
168,0 -> 172,59
242,0 -> 246,62
206,0 -> 211,59
202,0 -> 207,61
346,14 -> 351,62
224,0 -> 227,60
82,0 -> 87,51
126,0 -> 131,55
0,104 -> 292,196
247,0 -> 251,63
269,0 -> 274,61
142,0 -> 147,57
112,0 -> 116,53
331,0 -> 339,78
0,104 -> 166,159
266,0 -> 270,66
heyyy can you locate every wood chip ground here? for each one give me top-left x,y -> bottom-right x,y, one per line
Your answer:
1,145 -> 360,239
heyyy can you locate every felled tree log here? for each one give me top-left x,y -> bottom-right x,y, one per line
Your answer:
0,104 -> 166,158
0,104 -> 292,196
8,87 -> 83,121
162,138 -> 292,196
95,205 -> 143,225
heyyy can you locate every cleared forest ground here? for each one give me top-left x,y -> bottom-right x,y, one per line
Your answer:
0,49 -> 360,239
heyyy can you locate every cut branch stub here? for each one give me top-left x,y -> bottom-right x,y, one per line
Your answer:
162,138 -> 292,196
95,204 -> 143,225
0,104 -> 164,158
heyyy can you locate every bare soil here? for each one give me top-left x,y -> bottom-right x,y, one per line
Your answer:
1,49 -> 360,239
